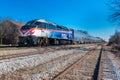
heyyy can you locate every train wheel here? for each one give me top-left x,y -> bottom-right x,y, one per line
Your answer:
43,38 -> 49,46
18,42 -> 24,47
37,38 -> 43,46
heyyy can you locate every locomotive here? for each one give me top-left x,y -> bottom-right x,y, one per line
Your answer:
18,19 -> 73,46
18,19 -> 103,46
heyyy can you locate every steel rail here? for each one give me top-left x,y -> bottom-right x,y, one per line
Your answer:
52,46 -> 103,80
0,45 -> 89,60
52,49 -> 94,80
97,47 -> 103,80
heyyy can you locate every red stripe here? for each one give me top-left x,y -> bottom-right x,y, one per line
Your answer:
31,28 -> 72,33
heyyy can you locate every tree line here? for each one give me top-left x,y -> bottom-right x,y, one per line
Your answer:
108,0 -> 120,49
108,31 -> 120,49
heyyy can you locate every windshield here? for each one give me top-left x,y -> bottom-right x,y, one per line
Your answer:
21,21 -> 41,30
25,20 -> 36,26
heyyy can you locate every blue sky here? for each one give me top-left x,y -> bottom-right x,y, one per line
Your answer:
0,0 -> 116,41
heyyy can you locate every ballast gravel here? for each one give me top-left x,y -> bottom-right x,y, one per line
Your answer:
0,48 -> 88,79
30,50 -> 86,80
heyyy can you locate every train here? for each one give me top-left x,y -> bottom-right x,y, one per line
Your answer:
18,19 -> 103,46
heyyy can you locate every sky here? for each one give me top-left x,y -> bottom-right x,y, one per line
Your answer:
0,0 -> 116,41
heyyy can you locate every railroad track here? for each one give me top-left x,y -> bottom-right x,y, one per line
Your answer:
0,44 -> 95,50
0,45 -> 118,80
0,45 -> 93,80
51,46 -> 103,80
0,46 -> 67,60
98,48 -> 117,80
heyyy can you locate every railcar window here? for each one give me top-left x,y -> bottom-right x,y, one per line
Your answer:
46,24 -> 49,29
42,23 -> 46,28
56,26 -> 62,30
60,26 -> 68,31
33,22 -> 40,26
38,23 -> 46,28
53,25 -> 58,30
47,24 -> 56,30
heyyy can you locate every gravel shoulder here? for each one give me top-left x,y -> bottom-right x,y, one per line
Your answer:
102,46 -> 120,80
106,50 -> 120,79
0,49 -> 38,56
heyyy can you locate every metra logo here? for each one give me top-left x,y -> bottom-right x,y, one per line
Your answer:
62,34 -> 67,39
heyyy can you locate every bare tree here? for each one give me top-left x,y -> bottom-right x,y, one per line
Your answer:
108,31 -> 120,50
107,0 -> 120,51
108,0 -> 120,24
0,18 -> 6,45
0,17 -> 23,45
